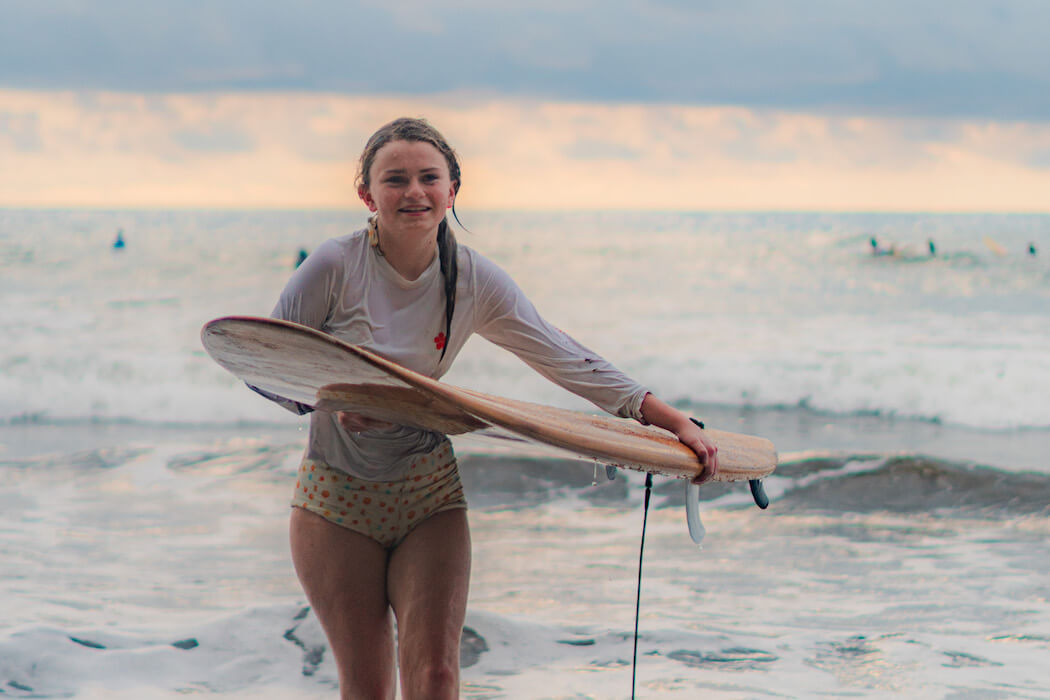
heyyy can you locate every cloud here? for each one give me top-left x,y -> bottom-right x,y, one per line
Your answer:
2,1 -> 1049,121
562,139 -> 644,161
172,125 -> 254,153
2,89 -> 1050,211
1027,149 -> 1050,170
0,110 -> 42,151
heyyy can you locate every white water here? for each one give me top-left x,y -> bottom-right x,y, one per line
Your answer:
3,209 -> 1050,431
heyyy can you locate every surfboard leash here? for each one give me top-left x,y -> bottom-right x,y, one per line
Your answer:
632,416 -> 774,697
632,417 -> 709,697
631,470 -> 654,700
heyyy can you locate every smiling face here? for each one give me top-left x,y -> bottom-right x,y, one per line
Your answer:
358,139 -> 457,242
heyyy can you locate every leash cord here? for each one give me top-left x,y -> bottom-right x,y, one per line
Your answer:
631,472 -> 654,699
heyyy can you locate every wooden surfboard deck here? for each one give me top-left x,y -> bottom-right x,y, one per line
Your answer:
201,316 -> 777,482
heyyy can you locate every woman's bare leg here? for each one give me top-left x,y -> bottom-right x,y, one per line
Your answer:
387,509 -> 471,700
289,506 -> 396,700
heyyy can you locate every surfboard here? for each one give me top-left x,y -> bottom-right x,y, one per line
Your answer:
200,316 -> 777,483
984,236 -> 1007,256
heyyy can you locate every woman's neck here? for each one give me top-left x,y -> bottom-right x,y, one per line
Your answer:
377,227 -> 438,281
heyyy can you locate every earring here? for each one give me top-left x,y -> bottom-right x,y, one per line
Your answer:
367,214 -> 383,255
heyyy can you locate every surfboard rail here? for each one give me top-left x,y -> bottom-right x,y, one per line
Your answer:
201,316 -> 777,483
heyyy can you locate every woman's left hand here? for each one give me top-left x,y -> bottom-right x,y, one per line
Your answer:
639,392 -> 720,484
674,419 -> 720,485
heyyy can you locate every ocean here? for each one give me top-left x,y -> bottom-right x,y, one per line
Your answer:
1,208 -> 1048,698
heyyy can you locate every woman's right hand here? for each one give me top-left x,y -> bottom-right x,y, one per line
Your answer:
333,411 -> 396,433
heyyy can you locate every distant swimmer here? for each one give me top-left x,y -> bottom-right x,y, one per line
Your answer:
295,248 -> 308,268
113,229 -> 126,250
1029,242 -> 1038,257
869,236 -> 894,257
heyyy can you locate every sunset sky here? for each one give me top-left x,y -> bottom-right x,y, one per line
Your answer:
3,1 -> 1049,211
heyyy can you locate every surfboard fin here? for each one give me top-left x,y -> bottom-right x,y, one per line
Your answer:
685,481 -> 706,546
749,479 -> 769,509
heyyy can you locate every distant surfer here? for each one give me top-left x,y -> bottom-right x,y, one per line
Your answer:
113,229 -> 126,250
295,248 -> 308,268
252,118 -> 719,699
927,239 -> 936,257
1029,242 -> 1038,257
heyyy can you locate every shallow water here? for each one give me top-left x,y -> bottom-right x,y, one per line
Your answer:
2,433 -> 1048,698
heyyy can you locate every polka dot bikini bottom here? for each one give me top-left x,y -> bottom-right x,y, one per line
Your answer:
291,445 -> 466,549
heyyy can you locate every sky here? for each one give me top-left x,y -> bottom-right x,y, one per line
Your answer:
2,1 -> 1049,211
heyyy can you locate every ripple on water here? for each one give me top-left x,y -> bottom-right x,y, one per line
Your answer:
667,647 -> 778,671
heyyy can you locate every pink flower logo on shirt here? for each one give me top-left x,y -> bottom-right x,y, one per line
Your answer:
434,332 -> 446,350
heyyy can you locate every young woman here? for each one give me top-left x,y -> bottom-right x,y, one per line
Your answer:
267,118 -> 719,699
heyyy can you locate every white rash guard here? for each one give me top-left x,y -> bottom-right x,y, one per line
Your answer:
267,228 -> 649,481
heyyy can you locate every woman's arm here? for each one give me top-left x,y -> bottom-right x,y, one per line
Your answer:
256,241 -> 344,415
639,393 -> 719,484
273,239 -> 396,431
471,254 -> 718,479
472,257 -> 648,421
